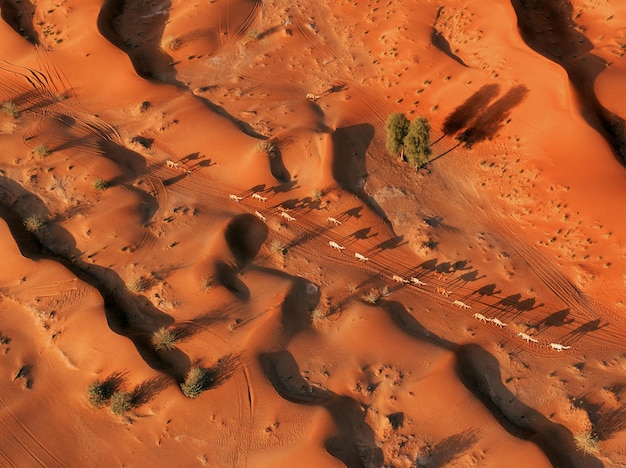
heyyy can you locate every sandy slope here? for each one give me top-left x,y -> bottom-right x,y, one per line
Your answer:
1,0 -> 626,466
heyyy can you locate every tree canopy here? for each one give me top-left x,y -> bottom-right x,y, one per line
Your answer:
384,113 -> 410,158
403,116 -> 431,169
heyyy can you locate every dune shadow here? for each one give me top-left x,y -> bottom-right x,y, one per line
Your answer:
431,29 -> 467,67
0,0 -> 39,44
267,146 -> 291,183
225,213 -> 269,268
280,278 -> 321,338
455,343 -> 602,467
214,261 -> 250,300
260,350 -> 384,467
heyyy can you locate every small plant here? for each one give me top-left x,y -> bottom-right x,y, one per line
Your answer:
151,327 -> 179,350
87,380 -> 116,408
33,144 -> 51,158
311,188 -> 323,201
311,307 -> 326,324
574,431 -> 599,455
255,140 -> 277,158
109,391 -> 132,415
200,276 -> 213,293
362,290 -> 379,304
23,215 -> 45,233
161,35 -> 181,51
348,284 -> 357,294
93,178 -> 109,191
1,101 -> 18,118
247,30 -> 260,40
269,239 -> 286,256
180,366 -> 211,399
126,277 -> 148,293
380,285 -> 391,297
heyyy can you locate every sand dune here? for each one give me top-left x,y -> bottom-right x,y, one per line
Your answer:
1,0 -> 626,466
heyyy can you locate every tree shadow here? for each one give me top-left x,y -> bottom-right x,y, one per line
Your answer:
442,84 -> 500,136
574,395 -> 626,441
172,310 -> 230,341
458,85 -> 529,148
419,429 -> 480,467
130,374 -> 172,407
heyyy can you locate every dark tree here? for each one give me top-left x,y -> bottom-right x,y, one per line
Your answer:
384,113 -> 410,159
404,116 -> 431,169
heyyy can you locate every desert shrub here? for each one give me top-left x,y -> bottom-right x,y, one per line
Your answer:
180,366 -> 211,399
23,215 -> 45,233
126,277 -> 148,293
380,285 -> 391,297
404,116 -> 431,169
384,113 -> 410,158
109,391 -> 132,415
247,30 -> 260,40
311,307 -> 326,324
151,327 -> 178,350
269,239 -> 286,256
161,35 -> 181,51
33,144 -> 51,158
87,380 -> 116,408
256,140 -> 277,157
93,178 -> 109,191
574,431 -> 599,455
362,290 -> 379,304
311,188 -> 323,201
1,101 -> 18,118
347,284 -> 357,294
200,276 -> 213,292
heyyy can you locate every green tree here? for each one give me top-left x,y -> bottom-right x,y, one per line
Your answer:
404,116 -> 431,169
384,113 -> 410,159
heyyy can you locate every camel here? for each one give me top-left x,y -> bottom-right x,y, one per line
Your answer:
280,211 -> 296,222
166,160 -> 180,169
452,300 -> 471,309
251,193 -> 267,202
392,275 -> 409,284
329,241 -> 345,251
254,211 -> 267,222
517,332 -> 539,343
327,217 -> 342,226
473,313 -> 489,323
435,286 -> 452,297
305,93 -> 321,101
354,253 -> 369,262
490,318 -> 507,328
229,194 -> 243,202
549,342 -> 571,352
410,277 -> 427,286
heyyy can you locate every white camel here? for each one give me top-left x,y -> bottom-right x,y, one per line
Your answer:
327,217 -> 342,226
251,193 -> 267,202
166,160 -> 180,169
392,275 -> 409,284
490,318 -> 507,328
473,313 -> 489,323
517,332 -> 539,343
452,300 -> 471,309
229,194 -> 243,202
354,253 -> 369,262
435,286 -> 452,297
549,342 -> 571,352
329,241 -> 345,251
410,277 -> 427,286
280,211 -> 296,222
254,211 -> 267,222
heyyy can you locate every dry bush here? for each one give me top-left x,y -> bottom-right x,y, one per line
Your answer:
1,101 -> 18,118
87,380 -> 115,408
126,277 -> 148,293
255,140 -> 277,157
311,307 -> 326,324
574,431 -> 599,455
362,290 -> 379,304
180,366 -> 211,399
93,178 -> 109,191
161,35 -> 181,51
269,239 -> 286,256
200,276 -> 213,293
109,391 -> 132,415
380,285 -> 391,297
33,144 -> 51,158
151,327 -> 179,350
23,215 -> 45,233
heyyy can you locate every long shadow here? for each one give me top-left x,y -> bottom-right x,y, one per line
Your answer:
225,213 -> 269,269
510,0 -> 626,165
531,308 -> 574,332
97,0 -> 182,85
458,85 -> 529,148
431,29 -> 467,67
558,318 -> 608,346
0,0 -> 39,44
455,343 -> 602,467
442,84 -> 500,136
260,350 -> 384,467
574,395 -> 626,441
